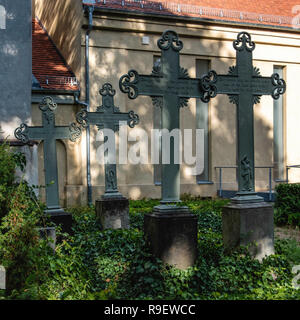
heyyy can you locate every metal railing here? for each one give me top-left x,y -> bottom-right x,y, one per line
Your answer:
215,164 -> 300,201
214,165 -> 237,198
215,165 -> 274,201
38,75 -> 80,89
286,165 -> 300,182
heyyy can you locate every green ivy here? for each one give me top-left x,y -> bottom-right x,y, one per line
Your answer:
275,183 -> 300,226
0,170 -> 299,300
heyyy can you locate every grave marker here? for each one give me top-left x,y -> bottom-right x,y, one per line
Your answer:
201,32 -> 286,259
15,96 -> 82,233
120,30 -> 213,204
119,30 -> 212,268
76,83 -> 139,229
201,31 -> 286,203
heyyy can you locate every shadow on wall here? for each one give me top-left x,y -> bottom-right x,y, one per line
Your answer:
34,0 -> 82,79
32,0 -> 278,200
86,15 -> 275,198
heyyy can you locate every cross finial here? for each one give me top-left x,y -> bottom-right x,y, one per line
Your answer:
39,96 -> 57,112
157,30 -> 183,52
100,83 -> 116,97
233,32 -> 255,52
39,96 -> 57,124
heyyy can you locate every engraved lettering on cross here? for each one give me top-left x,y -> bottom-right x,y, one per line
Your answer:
201,32 -> 286,201
120,30 -> 212,204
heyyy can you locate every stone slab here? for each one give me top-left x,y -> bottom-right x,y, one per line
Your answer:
222,201 -> 274,261
144,206 -> 198,269
0,265 -> 5,290
95,196 -> 129,229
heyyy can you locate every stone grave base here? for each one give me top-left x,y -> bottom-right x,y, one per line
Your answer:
222,201 -> 274,261
144,205 -> 198,270
95,196 -> 129,229
45,210 -> 73,235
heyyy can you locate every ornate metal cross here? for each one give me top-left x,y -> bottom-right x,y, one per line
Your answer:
201,32 -> 286,202
76,83 -> 139,199
119,30 -> 212,204
15,96 -> 82,213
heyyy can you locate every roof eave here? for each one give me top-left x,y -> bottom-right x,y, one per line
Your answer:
87,6 -> 300,33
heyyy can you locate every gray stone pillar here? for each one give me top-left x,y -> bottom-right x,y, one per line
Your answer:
222,201 -> 274,261
144,205 -> 198,269
95,196 -> 129,229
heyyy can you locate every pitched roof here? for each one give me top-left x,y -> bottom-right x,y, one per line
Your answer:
83,0 -> 300,29
32,18 -> 79,91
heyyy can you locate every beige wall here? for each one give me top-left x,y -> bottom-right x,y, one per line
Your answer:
34,0 -> 82,78
35,6 -> 300,203
82,12 -> 300,200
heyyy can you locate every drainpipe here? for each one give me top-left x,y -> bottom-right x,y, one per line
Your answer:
82,5 -> 94,206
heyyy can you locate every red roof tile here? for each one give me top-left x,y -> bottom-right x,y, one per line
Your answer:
32,19 -> 79,91
84,0 -> 300,29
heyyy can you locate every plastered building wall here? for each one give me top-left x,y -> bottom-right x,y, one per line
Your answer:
34,0 -> 82,79
81,12 -> 300,200
34,5 -> 300,204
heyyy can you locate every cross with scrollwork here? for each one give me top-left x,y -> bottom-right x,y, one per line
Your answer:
14,96 -> 82,213
201,32 -> 286,202
76,83 -> 139,199
119,30 -> 213,204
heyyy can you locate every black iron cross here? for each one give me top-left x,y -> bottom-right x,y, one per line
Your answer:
201,32 -> 286,202
76,83 -> 139,199
15,96 -> 82,213
119,30 -> 212,204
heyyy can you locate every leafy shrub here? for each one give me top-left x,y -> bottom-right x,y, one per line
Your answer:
275,183 -> 300,226
0,142 -> 26,219
0,182 -> 45,293
275,239 -> 300,265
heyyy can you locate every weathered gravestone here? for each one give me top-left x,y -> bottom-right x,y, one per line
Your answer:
76,83 -> 139,229
201,32 -> 286,260
15,96 -> 82,234
0,266 -> 5,290
119,30 -> 213,269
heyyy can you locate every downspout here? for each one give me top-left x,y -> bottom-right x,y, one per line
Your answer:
77,5 -> 94,207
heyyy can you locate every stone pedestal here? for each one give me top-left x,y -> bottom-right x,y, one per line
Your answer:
95,196 -> 129,229
45,210 -> 73,235
144,205 -> 198,270
222,201 -> 274,261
